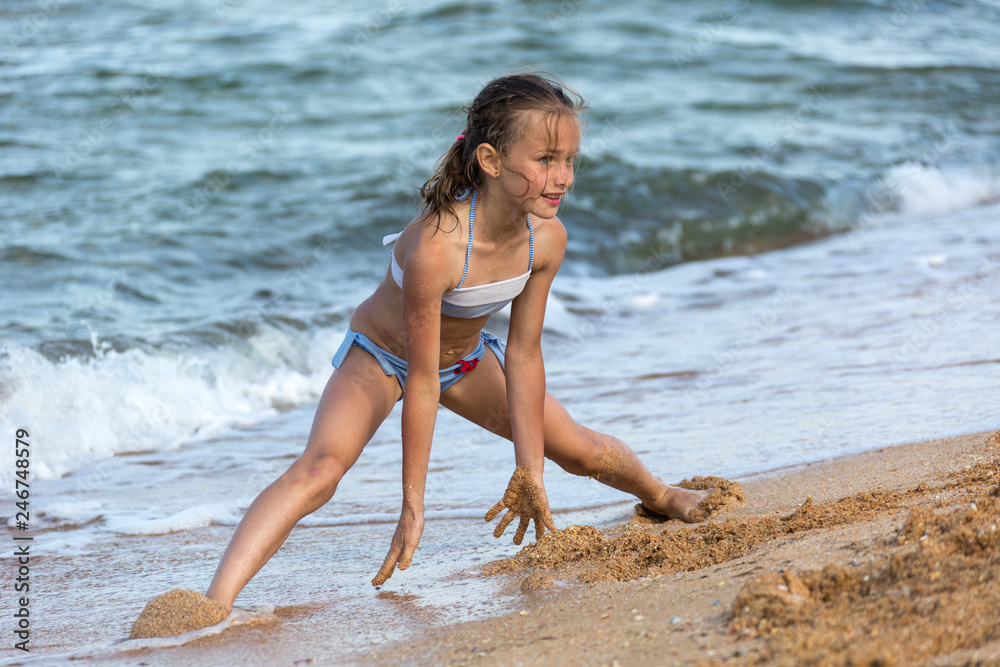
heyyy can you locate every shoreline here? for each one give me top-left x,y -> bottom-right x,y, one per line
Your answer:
351,429 -> 1000,666
23,428 -> 997,667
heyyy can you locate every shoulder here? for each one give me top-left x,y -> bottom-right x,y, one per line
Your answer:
397,208 -> 469,289
532,214 -> 567,243
530,215 -> 567,271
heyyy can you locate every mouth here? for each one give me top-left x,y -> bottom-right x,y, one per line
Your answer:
541,193 -> 564,206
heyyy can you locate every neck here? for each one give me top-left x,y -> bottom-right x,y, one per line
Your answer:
474,185 -> 528,239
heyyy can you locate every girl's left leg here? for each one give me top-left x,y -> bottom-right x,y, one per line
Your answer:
440,350 -> 710,521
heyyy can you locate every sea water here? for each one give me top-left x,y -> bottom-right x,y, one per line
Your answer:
1,0 -> 998,663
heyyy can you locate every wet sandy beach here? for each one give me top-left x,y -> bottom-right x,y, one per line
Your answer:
352,429 -> 1000,666
39,428 -> 999,667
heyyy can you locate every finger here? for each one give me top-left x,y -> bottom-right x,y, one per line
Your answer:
544,511 -> 557,533
372,561 -> 395,587
372,544 -> 401,586
493,509 -> 516,538
399,544 -> 416,571
485,500 -> 506,523
513,516 -> 529,545
535,516 -> 545,542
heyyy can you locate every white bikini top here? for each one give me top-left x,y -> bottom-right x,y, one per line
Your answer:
383,190 -> 534,319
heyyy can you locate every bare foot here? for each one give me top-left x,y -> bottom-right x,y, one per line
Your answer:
642,485 -> 715,523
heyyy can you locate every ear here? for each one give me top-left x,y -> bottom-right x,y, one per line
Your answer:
476,143 -> 501,178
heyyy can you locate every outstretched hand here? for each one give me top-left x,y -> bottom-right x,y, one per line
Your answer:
485,466 -> 556,545
372,508 -> 423,586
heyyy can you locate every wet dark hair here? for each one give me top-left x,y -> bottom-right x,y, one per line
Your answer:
419,72 -> 586,224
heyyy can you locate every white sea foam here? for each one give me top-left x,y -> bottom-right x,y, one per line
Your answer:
0,323 -> 340,483
105,501 -> 246,535
886,163 -> 1000,217
26,500 -> 103,528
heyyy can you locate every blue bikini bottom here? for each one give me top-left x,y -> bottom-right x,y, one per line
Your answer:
332,328 -> 506,393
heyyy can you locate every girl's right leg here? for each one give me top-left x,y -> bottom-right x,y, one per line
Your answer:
206,347 -> 402,608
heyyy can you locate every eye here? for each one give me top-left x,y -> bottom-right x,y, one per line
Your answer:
539,156 -> 552,165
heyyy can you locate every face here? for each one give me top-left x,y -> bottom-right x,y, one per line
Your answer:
497,110 -> 580,219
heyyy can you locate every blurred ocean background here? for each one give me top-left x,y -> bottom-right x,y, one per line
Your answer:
1,0 -> 998,662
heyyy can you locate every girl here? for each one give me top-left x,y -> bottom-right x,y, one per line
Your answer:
206,73 -> 711,607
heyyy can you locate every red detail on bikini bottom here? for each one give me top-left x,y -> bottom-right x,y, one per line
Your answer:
454,358 -> 479,374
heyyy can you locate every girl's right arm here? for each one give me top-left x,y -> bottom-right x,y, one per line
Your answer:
372,226 -> 454,586
485,216 -> 566,544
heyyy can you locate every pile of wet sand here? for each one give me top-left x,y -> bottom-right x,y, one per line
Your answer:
129,589 -> 231,640
476,431 -> 1000,664
485,476 -> 916,583
728,432 -> 1000,665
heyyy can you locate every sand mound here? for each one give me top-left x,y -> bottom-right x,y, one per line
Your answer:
731,493 -> 1000,664
479,431 -> 1000,664
485,483 -> 905,583
728,433 -> 1000,665
780,489 -> 907,533
129,589 -> 231,639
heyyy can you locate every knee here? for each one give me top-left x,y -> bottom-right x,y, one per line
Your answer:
575,441 -> 606,477
549,433 -> 605,477
280,453 -> 347,511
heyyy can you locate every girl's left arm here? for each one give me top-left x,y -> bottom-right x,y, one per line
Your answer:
485,217 -> 567,544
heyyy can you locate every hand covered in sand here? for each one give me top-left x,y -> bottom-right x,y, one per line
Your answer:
373,507 -> 424,586
485,466 -> 556,545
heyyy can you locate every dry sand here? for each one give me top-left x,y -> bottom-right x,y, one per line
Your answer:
354,429 -> 1000,666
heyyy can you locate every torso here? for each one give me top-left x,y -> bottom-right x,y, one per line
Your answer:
349,196 -> 536,368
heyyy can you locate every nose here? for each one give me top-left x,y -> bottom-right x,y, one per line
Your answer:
555,160 -> 573,190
